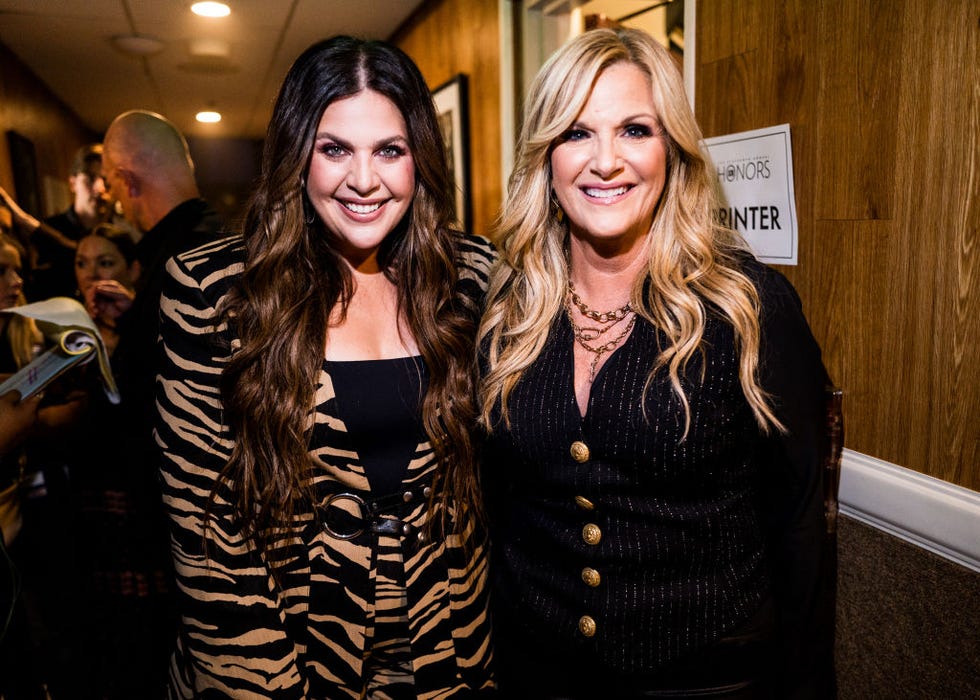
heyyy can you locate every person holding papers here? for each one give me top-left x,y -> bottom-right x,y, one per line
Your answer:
0,231 -> 39,556
0,388 -> 44,700
0,234 -> 90,698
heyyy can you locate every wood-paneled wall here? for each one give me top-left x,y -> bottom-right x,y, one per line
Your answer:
696,1 -> 979,490
392,0 -> 502,238
0,42 -> 98,214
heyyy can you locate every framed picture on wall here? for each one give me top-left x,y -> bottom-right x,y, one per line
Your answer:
432,74 -> 471,233
6,131 -> 42,217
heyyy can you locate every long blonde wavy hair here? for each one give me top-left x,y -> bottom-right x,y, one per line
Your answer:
479,28 -> 782,436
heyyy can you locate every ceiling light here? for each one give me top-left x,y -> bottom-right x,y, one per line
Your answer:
111,33 -> 165,56
196,110 -> 222,123
191,2 -> 231,17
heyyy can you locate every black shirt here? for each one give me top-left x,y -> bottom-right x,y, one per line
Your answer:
325,355 -> 428,496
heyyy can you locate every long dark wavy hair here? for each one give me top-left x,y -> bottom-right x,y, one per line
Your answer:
218,36 -> 480,556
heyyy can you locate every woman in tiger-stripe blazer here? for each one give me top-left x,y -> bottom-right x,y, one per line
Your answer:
154,37 -> 494,698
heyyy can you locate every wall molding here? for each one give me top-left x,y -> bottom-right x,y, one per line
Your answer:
499,0 -> 516,195
684,0 -> 696,109
839,449 -> 980,573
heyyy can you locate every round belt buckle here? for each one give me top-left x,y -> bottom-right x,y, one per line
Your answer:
321,492 -> 368,540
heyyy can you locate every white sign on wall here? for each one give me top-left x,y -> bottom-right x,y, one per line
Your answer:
702,124 -> 798,265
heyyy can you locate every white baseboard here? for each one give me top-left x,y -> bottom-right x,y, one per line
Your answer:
839,449 -> 980,573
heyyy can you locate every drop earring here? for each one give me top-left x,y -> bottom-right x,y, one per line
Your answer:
301,185 -> 315,225
551,193 -> 565,224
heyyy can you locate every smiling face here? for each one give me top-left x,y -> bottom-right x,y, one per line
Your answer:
305,89 -> 416,272
550,61 -> 668,254
0,243 -> 25,310
75,234 -> 137,296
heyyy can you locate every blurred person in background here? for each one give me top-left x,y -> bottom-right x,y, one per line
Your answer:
74,223 -> 140,355
76,109 -> 225,698
0,229 -> 83,699
66,221 -> 141,696
0,388 -> 44,700
32,143 -> 113,301
0,186 -> 80,301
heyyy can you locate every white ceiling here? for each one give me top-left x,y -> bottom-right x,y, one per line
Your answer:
0,0 -> 427,140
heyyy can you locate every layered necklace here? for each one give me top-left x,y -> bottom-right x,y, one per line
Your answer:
566,280 -> 636,383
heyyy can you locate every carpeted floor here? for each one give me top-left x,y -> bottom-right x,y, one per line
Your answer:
836,516 -> 980,699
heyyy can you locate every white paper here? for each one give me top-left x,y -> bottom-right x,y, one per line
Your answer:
702,124 -> 799,265
0,296 -> 120,403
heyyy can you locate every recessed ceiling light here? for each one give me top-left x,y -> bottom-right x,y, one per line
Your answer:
196,110 -> 222,123
191,2 -> 231,18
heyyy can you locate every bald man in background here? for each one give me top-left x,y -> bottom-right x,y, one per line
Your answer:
98,109 -> 225,352
97,109 -> 224,407
97,108 -> 224,451
78,109 -> 225,698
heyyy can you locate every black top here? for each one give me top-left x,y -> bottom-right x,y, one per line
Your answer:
0,322 -> 22,489
31,207 -> 88,301
74,199 -> 224,586
0,321 -> 17,374
103,196 -> 224,482
324,356 -> 428,496
111,198 -> 224,433
483,257 -> 833,697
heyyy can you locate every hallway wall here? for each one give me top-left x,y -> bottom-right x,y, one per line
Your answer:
695,0 -> 979,491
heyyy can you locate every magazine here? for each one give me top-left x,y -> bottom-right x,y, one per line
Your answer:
0,296 -> 120,404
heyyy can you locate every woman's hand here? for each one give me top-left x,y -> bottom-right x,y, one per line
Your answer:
84,279 -> 136,323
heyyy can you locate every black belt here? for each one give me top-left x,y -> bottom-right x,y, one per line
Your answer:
317,482 -> 433,540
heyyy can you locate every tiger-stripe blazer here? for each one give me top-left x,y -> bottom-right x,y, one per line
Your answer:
155,233 -> 496,699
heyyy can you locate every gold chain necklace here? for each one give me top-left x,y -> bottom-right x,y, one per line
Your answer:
568,281 -> 632,322
566,281 -> 636,382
